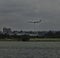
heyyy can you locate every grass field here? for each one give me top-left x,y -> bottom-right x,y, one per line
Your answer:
30,38 -> 60,42
0,38 -> 60,42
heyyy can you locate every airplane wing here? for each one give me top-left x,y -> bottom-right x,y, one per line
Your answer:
28,20 -> 42,23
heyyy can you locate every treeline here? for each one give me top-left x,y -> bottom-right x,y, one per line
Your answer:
0,31 -> 60,41
0,34 -> 30,41
43,31 -> 60,38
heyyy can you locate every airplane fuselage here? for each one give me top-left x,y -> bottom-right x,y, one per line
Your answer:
29,20 -> 42,23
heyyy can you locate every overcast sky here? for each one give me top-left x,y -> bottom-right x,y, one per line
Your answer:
0,0 -> 60,31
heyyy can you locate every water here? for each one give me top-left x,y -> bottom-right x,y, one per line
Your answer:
0,42 -> 60,58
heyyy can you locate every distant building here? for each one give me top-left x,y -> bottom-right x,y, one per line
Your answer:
0,31 -> 3,35
3,27 -> 12,34
13,31 -> 27,35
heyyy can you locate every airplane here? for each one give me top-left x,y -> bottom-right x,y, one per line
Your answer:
28,20 -> 42,23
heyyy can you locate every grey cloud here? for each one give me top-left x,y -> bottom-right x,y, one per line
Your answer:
0,0 -> 60,31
